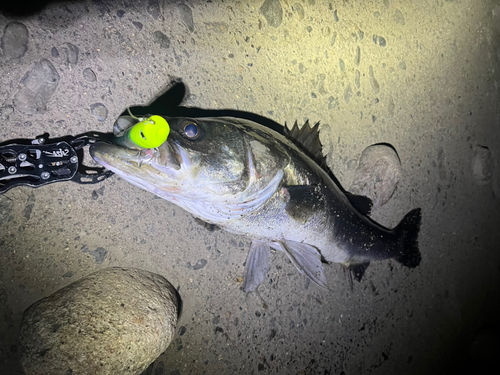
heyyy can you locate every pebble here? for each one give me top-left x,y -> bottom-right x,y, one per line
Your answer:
133,21 -> 143,31
349,144 -> 402,208
354,46 -> 361,66
90,102 -> 108,122
178,3 -> 194,32
260,0 -> 283,28
20,267 -> 179,375
13,59 -> 60,115
146,0 -> 162,20
83,67 -> 97,82
394,9 -> 406,25
344,84 -> 352,104
292,3 -> 305,20
1,21 -> 29,60
472,145 -> 494,185
80,244 -> 108,264
369,65 -> 380,94
64,42 -> 79,66
153,31 -> 170,49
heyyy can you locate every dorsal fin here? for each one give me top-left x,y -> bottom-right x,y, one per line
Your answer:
284,121 -> 328,169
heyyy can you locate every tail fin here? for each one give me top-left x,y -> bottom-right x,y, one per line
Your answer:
394,208 -> 422,268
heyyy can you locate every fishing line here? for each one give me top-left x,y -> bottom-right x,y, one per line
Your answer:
127,107 -> 141,121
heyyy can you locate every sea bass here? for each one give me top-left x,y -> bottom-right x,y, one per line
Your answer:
90,116 -> 421,292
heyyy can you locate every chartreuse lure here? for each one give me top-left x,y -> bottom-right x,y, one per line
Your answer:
114,114 -> 170,149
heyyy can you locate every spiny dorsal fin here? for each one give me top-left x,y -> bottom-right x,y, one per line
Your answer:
284,120 -> 328,169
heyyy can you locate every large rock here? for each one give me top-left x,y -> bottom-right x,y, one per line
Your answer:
20,267 -> 180,375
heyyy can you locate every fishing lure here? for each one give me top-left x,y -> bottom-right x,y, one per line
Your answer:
113,110 -> 170,150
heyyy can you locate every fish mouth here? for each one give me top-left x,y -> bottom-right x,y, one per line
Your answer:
89,141 -> 181,171
89,140 -> 190,195
90,142 -> 153,169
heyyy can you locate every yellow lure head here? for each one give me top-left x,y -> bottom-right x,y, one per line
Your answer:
128,115 -> 170,149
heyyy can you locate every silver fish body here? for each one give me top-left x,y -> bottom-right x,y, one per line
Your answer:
90,116 -> 421,291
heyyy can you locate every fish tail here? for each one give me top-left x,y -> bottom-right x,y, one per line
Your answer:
394,208 -> 422,268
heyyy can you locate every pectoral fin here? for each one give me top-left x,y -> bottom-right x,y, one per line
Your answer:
281,240 -> 328,289
241,241 -> 271,293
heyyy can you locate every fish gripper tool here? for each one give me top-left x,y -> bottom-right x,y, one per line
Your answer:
0,132 -> 115,194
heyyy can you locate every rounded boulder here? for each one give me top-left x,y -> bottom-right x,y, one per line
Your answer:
20,267 -> 179,375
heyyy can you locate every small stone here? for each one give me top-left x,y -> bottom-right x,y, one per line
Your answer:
116,9 -> 125,18
23,203 -> 34,220
153,31 -> 170,49
330,31 -> 337,47
132,21 -> 143,31
178,326 -> 186,336
83,68 -> 96,82
349,144 -> 402,208
260,0 -> 283,28
344,84 -> 352,104
51,47 -> 59,57
393,9 -> 405,25
1,21 -> 29,60
81,244 -> 108,264
333,9 -> 339,22
19,267 -> 179,375
472,145 -> 494,185
64,42 -> 79,66
369,65 -> 380,94
178,3 -> 194,32
292,3 -> 304,20
14,59 -> 60,115
147,0 -> 161,20
90,102 -> 108,122
354,45 -> 360,66
192,259 -> 207,270
339,58 -> 345,72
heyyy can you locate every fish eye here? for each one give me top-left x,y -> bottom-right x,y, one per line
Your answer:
182,122 -> 203,140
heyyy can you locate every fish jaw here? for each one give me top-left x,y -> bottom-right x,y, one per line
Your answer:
89,142 -> 186,195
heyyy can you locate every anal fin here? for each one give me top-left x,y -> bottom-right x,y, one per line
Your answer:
281,240 -> 328,289
350,262 -> 370,282
241,241 -> 271,293
346,262 -> 370,291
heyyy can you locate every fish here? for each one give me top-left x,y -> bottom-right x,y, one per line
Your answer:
90,116 -> 421,292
